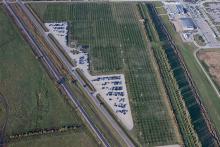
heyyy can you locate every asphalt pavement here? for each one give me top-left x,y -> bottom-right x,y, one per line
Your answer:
14,1 -> 135,146
3,1 -> 111,146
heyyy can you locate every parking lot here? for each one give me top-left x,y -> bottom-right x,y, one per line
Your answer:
46,22 -> 133,130
164,1 -> 220,48
187,4 -> 220,48
204,3 -> 220,24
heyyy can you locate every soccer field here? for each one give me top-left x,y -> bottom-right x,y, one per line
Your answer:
30,3 -> 181,146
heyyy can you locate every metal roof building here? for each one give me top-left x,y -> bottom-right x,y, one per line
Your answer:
180,18 -> 197,31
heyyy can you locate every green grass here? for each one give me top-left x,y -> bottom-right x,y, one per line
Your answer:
156,3 -> 220,137
138,2 -> 199,145
0,102 -> 4,125
183,48 -> 220,133
31,3 -> 179,146
155,7 -> 167,15
0,7 -> 96,146
193,34 -> 206,46
198,50 -> 220,91
152,1 -> 163,7
67,82 -> 124,147
8,129 -> 98,147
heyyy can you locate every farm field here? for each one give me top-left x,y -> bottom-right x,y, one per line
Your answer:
8,129 -> 98,147
138,3 -> 200,146
0,6 -> 96,146
198,50 -> 220,91
153,2 -> 220,145
30,3 -> 181,146
145,3 -> 219,146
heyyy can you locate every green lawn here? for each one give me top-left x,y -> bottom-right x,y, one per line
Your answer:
193,34 -> 206,46
30,3 -> 180,146
182,48 -> 220,133
0,6 -> 93,144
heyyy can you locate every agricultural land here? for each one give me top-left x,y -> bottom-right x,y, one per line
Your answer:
0,5 -> 97,146
30,2 -> 182,146
154,2 -> 220,146
198,50 -> 220,91
1,0 -> 220,147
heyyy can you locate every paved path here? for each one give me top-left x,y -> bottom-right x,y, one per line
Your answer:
193,48 -> 220,99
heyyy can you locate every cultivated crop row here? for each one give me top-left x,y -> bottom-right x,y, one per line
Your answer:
141,3 -> 219,146
33,3 -> 178,146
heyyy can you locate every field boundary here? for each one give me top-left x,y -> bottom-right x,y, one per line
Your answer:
0,93 -> 9,147
136,3 -> 183,144
147,3 -> 220,146
7,124 -> 83,142
194,49 -> 220,98
139,3 -> 200,146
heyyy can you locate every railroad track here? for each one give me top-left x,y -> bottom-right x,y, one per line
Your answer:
13,1 -> 136,146
3,1 -> 111,146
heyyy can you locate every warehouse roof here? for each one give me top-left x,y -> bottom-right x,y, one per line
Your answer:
180,18 -> 197,30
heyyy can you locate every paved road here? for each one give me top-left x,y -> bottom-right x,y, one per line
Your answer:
3,1 -> 111,146
193,48 -> 220,99
15,1 -> 135,146
22,0 -> 161,3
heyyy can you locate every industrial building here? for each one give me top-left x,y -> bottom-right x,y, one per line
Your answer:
179,18 -> 197,31
184,0 -> 198,3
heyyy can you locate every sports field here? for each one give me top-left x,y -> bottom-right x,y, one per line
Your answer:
0,6 -> 96,146
30,3 -> 180,146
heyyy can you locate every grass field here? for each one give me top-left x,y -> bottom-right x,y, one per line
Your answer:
30,3 -> 180,146
0,98 -> 6,130
154,1 -> 220,142
0,6 -> 96,146
155,7 -> 167,15
138,3 -> 201,146
0,105 -> 3,119
8,129 -> 98,147
193,34 -> 206,46
198,49 -> 220,91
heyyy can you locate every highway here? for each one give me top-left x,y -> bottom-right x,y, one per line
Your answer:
15,1 -> 135,147
22,0 -> 161,3
3,1 -> 111,147
2,0 -> 220,146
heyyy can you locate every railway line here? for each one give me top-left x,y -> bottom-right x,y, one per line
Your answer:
2,0 -> 220,146
3,1 -> 111,146
13,1 -> 136,147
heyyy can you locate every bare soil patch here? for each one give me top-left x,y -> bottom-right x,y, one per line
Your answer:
198,51 -> 220,88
